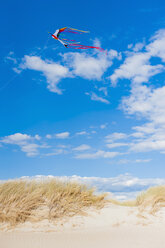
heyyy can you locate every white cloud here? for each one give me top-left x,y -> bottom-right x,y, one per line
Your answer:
13,67 -> 22,74
109,29 -> 165,154
130,42 -> 145,52
106,142 -> 129,148
1,133 -> 32,145
55,132 -> 70,139
76,131 -> 88,136
110,52 -> 164,85
133,42 -> 145,52
73,144 -> 91,151
62,49 -> 117,81
135,159 -> 151,163
46,134 -> 52,139
20,55 -> 71,94
105,132 -> 127,143
100,123 -> 107,129
1,133 -> 45,157
87,92 -> 110,104
75,150 -> 120,159
128,44 -> 133,49
34,134 -> 41,140
130,138 -> 165,152
5,52 -> 17,64
122,85 -> 165,125
98,87 -> 108,96
146,29 -> 165,62
17,45 -> 120,99
21,143 -> 40,157
15,174 -> 165,200
121,85 -> 165,152
118,158 -> 151,164
110,29 -> 165,85
91,130 -> 97,134
43,149 -> 66,157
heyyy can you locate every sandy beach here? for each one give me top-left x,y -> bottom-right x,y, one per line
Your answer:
1,204 -> 165,248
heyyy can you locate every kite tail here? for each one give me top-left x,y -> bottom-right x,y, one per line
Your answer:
67,44 -> 106,53
68,27 -> 89,33
63,27 -> 89,35
60,38 -> 77,42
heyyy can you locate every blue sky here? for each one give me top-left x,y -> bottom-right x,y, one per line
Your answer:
1,0 -> 165,181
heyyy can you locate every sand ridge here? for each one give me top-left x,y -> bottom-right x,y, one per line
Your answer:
1,204 -> 165,248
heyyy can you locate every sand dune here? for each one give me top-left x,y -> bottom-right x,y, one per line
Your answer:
1,204 -> 165,248
1,181 -> 165,247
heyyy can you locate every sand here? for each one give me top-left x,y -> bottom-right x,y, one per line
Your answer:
1,204 -> 165,248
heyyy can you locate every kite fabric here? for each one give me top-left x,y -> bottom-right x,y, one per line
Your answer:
49,27 -> 105,52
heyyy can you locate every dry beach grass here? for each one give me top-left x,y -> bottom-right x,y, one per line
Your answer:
0,179 -> 106,226
135,185 -> 165,214
1,181 -> 165,248
1,179 -> 165,228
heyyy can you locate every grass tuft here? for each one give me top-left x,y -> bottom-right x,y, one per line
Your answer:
135,185 -> 165,214
0,180 -> 107,226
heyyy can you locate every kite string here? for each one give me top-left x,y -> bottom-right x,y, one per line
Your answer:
0,34 -> 51,93
36,34 -> 50,56
0,74 -> 19,92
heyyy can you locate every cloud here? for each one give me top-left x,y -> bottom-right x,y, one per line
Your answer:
122,85 -> 165,125
117,158 -> 151,164
43,149 -> 66,157
55,132 -> 70,139
13,67 -> 22,74
76,131 -> 88,136
100,123 -> 107,129
15,174 -> 165,200
134,159 -> 151,163
130,138 -> 165,152
98,87 -> 108,96
1,133 -> 44,157
45,132 -> 70,139
46,134 -> 52,139
110,29 -> 165,85
62,49 -> 118,81
5,51 -> 17,64
1,133 -> 32,145
146,29 -> 165,62
105,132 -> 127,143
73,144 -> 91,151
108,29 -> 165,154
18,43 -> 120,97
121,85 -> 165,152
106,142 -> 129,148
21,143 -> 40,157
75,150 -> 120,159
86,92 -> 110,104
110,52 -> 164,85
20,55 -> 71,94
128,42 -> 145,52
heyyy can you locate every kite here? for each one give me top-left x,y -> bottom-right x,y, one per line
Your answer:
48,27 -> 105,52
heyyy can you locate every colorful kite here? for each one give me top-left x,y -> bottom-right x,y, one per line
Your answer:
48,27 -> 105,52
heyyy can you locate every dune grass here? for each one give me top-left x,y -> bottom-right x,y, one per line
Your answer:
108,185 -> 165,214
1,180 -> 165,226
135,185 -> 165,214
0,180 -> 107,226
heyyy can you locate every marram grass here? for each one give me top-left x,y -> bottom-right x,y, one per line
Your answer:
1,180 -> 165,226
108,185 -> 165,214
135,185 -> 165,214
0,180 -> 107,226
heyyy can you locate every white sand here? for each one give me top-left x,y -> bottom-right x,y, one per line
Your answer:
1,204 -> 165,248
